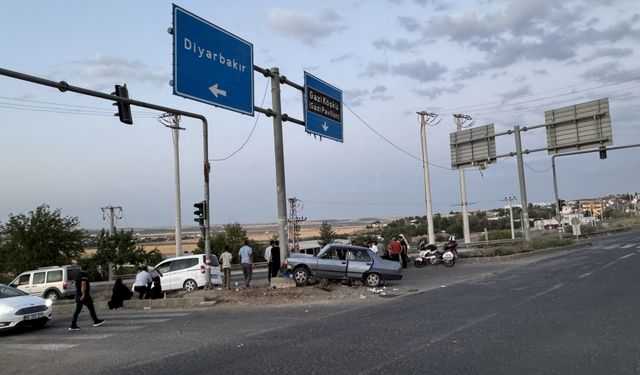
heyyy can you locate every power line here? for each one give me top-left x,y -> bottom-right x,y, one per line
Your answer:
210,78 -> 270,162
344,103 -> 451,170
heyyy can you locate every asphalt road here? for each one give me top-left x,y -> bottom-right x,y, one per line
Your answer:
2,230 -> 639,374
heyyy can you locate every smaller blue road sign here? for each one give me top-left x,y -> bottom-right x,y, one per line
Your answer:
173,4 -> 254,116
304,72 -> 343,142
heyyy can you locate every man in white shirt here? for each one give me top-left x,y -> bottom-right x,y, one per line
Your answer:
264,240 -> 274,282
220,246 -> 233,290
133,266 -> 152,299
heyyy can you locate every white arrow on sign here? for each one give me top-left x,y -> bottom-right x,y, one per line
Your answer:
322,122 -> 329,132
209,84 -> 227,98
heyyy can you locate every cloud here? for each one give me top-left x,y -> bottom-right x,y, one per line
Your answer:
331,53 -> 356,63
498,84 -> 532,102
52,54 -> 167,91
391,59 -> 448,82
424,2 -> 639,77
344,88 -> 369,107
579,47 -> 634,63
372,38 -> 419,52
360,63 -> 390,78
266,8 -> 346,46
370,85 -> 393,101
413,85 -> 462,99
580,61 -> 621,81
397,16 -> 422,32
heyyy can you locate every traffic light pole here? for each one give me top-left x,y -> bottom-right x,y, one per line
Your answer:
0,67 -> 213,276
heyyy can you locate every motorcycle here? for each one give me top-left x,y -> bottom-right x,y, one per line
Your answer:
414,237 -> 458,268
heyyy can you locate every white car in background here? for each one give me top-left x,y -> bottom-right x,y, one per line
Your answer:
0,284 -> 53,331
155,254 -> 222,292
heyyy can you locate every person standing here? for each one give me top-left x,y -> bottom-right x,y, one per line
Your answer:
69,264 -> 104,331
264,240 -> 274,283
238,239 -> 254,288
133,266 -> 152,299
399,234 -> 409,269
220,246 -> 233,290
387,237 -> 402,263
270,240 -> 281,279
375,238 -> 387,259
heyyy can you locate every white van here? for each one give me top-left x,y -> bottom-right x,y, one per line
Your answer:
9,265 -> 81,301
155,254 -> 222,291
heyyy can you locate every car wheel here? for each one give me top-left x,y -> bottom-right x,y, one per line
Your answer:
364,273 -> 382,288
45,290 -> 59,302
293,268 -> 309,286
183,279 -> 197,291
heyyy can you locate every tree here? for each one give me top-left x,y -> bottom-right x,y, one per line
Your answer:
318,221 -> 336,247
194,223 -> 265,262
0,204 -> 85,277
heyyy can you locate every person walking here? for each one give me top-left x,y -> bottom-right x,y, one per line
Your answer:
264,240 -> 274,283
133,266 -> 152,299
69,264 -> 104,331
219,246 -> 233,290
238,239 -> 254,288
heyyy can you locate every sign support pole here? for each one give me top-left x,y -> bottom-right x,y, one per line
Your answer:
514,126 -> 531,242
269,67 -> 290,260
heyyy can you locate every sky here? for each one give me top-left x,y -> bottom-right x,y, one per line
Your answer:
1,0 -> 639,230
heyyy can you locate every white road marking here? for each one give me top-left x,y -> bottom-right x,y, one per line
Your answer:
618,253 -> 636,260
620,243 -> 638,249
603,261 -> 617,268
603,244 -> 620,249
578,272 -> 592,279
4,343 -> 78,350
515,283 -> 564,307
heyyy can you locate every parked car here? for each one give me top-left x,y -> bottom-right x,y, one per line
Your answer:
9,265 -> 81,301
285,244 -> 403,287
0,284 -> 53,331
154,254 -> 222,292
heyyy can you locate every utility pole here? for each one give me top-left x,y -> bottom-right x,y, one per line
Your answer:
504,196 -> 517,239
269,67 -> 290,261
101,206 -> 122,281
453,114 -> 473,244
159,113 -> 185,257
417,111 -> 438,244
287,197 -> 307,253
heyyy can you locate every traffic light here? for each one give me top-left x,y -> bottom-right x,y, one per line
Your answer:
112,84 -> 133,125
599,147 -> 607,160
194,201 -> 206,226
557,199 -> 566,208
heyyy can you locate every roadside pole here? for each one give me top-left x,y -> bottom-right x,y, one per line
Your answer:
513,126 -> 531,241
417,112 -> 436,244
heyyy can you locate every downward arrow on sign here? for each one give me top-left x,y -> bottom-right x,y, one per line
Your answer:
322,122 -> 329,132
209,84 -> 227,98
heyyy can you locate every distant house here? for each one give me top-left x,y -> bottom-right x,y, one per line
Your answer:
533,218 -> 561,230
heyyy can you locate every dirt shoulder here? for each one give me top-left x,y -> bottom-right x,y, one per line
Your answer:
187,281 -> 390,307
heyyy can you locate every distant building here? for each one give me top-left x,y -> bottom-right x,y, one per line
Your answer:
533,218 -> 561,230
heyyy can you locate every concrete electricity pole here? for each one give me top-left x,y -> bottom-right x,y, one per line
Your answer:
101,206 -> 122,281
417,111 -> 438,244
453,114 -> 473,244
159,113 -> 185,257
504,196 -> 517,240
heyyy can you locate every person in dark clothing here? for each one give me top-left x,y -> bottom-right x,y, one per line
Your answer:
270,240 -> 281,278
108,277 -> 133,309
69,264 -> 104,330
147,266 -> 164,299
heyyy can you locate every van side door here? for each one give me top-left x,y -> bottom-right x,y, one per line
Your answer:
30,271 -> 47,297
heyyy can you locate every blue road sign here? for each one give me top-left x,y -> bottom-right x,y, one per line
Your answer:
173,4 -> 254,116
304,72 -> 343,143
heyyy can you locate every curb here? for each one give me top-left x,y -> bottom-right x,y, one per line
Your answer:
459,241 -> 593,263
52,297 -> 207,315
